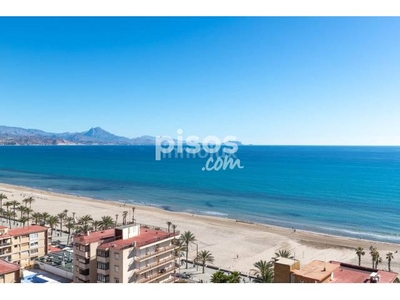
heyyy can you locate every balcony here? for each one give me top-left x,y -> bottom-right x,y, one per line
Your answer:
97,256 -> 110,263
137,266 -> 177,283
97,268 -> 110,276
132,255 -> 177,275
77,273 -> 91,281
78,262 -> 90,270
134,245 -> 177,262
75,249 -> 90,259
0,242 -> 11,249
0,251 -> 12,258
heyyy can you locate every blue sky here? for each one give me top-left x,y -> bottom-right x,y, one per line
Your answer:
1,17 -> 400,145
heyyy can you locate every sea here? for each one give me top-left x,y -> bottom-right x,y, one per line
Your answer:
0,145 -> 400,244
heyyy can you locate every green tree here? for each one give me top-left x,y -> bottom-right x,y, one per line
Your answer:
386,252 -> 394,272
210,271 -> 228,283
355,247 -> 365,266
19,216 -> 29,227
166,221 -> 172,233
0,193 -> 7,212
195,250 -> 215,273
31,212 -> 42,225
41,212 -> 50,225
57,212 -> 67,236
99,215 -> 114,230
251,260 -> 274,283
47,215 -> 59,238
23,196 -> 35,209
91,220 -> 101,231
180,231 -> 196,269
227,271 -> 241,283
275,249 -> 294,259
79,214 -> 93,226
122,211 -> 128,225
65,222 -> 75,245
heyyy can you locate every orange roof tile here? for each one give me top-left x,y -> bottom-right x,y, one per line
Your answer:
8,225 -> 48,236
0,259 -> 20,275
73,229 -> 115,244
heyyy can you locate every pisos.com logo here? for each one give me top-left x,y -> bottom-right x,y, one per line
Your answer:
155,129 -> 244,171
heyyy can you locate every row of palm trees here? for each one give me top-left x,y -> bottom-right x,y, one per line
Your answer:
355,246 -> 395,271
0,193 -> 140,246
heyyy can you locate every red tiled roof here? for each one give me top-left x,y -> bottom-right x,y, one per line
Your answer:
8,225 -> 48,236
73,229 -> 115,244
49,246 -> 62,253
329,261 -> 398,283
0,259 -> 20,275
98,227 -> 170,250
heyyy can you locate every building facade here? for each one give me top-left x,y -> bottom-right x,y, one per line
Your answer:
0,259 -> 21,283
73,223 -> 179,283
0,225 -> 49,269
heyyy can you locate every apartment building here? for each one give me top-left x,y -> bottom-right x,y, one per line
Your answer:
0,259 -> 21,283
0,225 -> 49,268
73,223 -> 179,283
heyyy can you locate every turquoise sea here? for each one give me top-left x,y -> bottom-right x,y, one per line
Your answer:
0,145 -> 400,243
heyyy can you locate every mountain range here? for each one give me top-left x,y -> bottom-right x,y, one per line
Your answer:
0,125 -> 156,145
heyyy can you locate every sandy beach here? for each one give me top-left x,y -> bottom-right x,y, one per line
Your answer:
1,182 -> 399,276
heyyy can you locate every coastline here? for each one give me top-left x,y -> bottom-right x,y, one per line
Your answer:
1,181 -> 399,275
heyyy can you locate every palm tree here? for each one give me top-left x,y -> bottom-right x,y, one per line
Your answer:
41,212 -> 50,225
115,214 -> 119,226
0,193 -> 7,212
57,212 -> 67,236
4,211 -> 14,228
131,206 -> 135,223
79,214 -> 93,226
180,231 -> 196,269
91,220 -> 101,231
10,200 -> 20,214
251,260 -> 274,283
47,215 -> 59,238
19,216 -> 29,227
25,208 -> 33,226
370,247 -> 380,269
211,271 -> 227,283
195,250 -> 215,273
386,252 -> 394,272
166,221 -> 172,233
65,222 -> 75,245
99,215 -> 114,230
23,196 -> 35,209
31,212 -> 42,225
172,224 -> 177,239
122,211 -> 128,225
227,271 -> 241,283
355,247 -> 365,266
17,205 -> 26,219
275,249 -> 294,259
4,201 -> 12,214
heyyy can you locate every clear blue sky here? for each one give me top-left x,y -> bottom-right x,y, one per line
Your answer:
1,17 -> 400,145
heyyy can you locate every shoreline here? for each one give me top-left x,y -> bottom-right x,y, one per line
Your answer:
1,181 -> 399,275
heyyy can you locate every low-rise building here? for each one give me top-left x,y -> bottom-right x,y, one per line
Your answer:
0,259 -> 21,283
275,258 -> 399,283
0,225 -> 49,268
73,223 -> 179,283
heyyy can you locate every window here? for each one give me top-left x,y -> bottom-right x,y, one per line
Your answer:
114,277 -> 120,283
30,233 -> 38,239
97,262 -> 109,270
30,241 -> 39,248
114,252 -> 120,260
114,265 -> 120,272
97,250 -> 110,257
79,245 -> 89,252
30,249 -> 39,254
76,255 -> 90,264
97,274 -> 110,283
